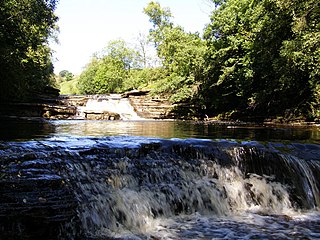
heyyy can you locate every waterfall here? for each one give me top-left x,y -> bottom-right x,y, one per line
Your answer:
0,137 -> 319,239
64,138 -> 319,238
77,94 -> 142,120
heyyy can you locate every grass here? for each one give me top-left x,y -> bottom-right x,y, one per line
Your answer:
59,77 -> 80,95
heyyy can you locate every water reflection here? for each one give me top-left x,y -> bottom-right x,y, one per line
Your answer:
0,119 -> 320,143
52,120 -> 181,138
51,120 -> 320,143
0,119 -> 55,141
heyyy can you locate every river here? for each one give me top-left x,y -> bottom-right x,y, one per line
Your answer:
1,119 -> 320,143
0,119 -> 319,239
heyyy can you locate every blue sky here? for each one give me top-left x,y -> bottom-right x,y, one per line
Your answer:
50,0 -> 213,75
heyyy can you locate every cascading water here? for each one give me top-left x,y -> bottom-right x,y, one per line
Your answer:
0,136 -> 319,239
77,94 -> 142,120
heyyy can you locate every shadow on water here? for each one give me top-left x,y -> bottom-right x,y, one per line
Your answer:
0,118 -> 55,141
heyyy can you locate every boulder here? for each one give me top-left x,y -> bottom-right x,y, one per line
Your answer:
121,89 -> 150,98
84,110 -> 121,120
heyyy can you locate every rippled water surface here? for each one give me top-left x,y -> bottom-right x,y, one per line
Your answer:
1,119 -> 320,143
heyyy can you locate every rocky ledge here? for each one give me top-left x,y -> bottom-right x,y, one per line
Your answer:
83,110 -> 121,120
0,151 -> 80,239
0,87 -> 77,120
0,102 -> 77,120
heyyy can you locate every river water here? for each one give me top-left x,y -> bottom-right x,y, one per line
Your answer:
1,119 -> 320,143
0,119 -> 320,239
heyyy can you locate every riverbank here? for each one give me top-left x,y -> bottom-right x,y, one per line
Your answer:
195,119 -> 320,128
1,92 -> 320,126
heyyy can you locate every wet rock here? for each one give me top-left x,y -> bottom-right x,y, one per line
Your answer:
59,95 -> 89,107
84,110 -> 121,120
0,177 -> 79,239
0,152 -> 81,239
121,89 -> 150,98
0,137 -> 319,239
0,102 -> 76,119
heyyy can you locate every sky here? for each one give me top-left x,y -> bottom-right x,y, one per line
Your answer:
50,0 -> 213,75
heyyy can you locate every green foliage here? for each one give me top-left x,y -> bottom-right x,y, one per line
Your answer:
56,70 -> 74,83
59,70 -> 73,80
76,0 -> 319,121
123,67 -> 167,92
60,77 -> 80,95
277,0 -> 320,118
159,27 -> 206,77
152,73 -> 194,102
144,2 -> 207,103
78,2 -> 202,105
79,2 -> 206,105
59,70 -> 69,78
0,0 -> 58,102
78,40 -> 141,94
56,70 -> 78,95
201,0 -> 320,120
143,1 -> 173,47
77,57 -> 100,94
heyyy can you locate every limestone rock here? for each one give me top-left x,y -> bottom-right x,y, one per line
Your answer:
83,110 -> 121,120
0,156 -> 80,239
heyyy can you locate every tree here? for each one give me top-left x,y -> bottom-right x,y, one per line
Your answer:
0,0 -> 58,102
201,0 -> 320,120
144,2 -> 207,103
134,33 -> 161,68
143,1 -> 173,48
202,0 -> 270,115
78,40 -> 141,94
58,70 -> 73,82
276,0 -> 320,118
154,27 -> 207,102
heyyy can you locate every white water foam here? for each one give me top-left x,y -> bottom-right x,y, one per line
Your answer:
1,137 -> 319,239
70,159 -> 309,239
77,94 -> 142,120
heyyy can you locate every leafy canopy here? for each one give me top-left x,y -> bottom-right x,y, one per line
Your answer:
200,0 -> 320,120
76,0 -> 320,120
78,40 -> 141,94
0,0 -> 58,102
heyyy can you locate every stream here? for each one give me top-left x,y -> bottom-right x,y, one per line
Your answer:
0,119 -> 320,239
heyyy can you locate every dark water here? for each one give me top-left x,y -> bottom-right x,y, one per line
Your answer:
0,119 -> 320,239
1,119 -> 320,143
